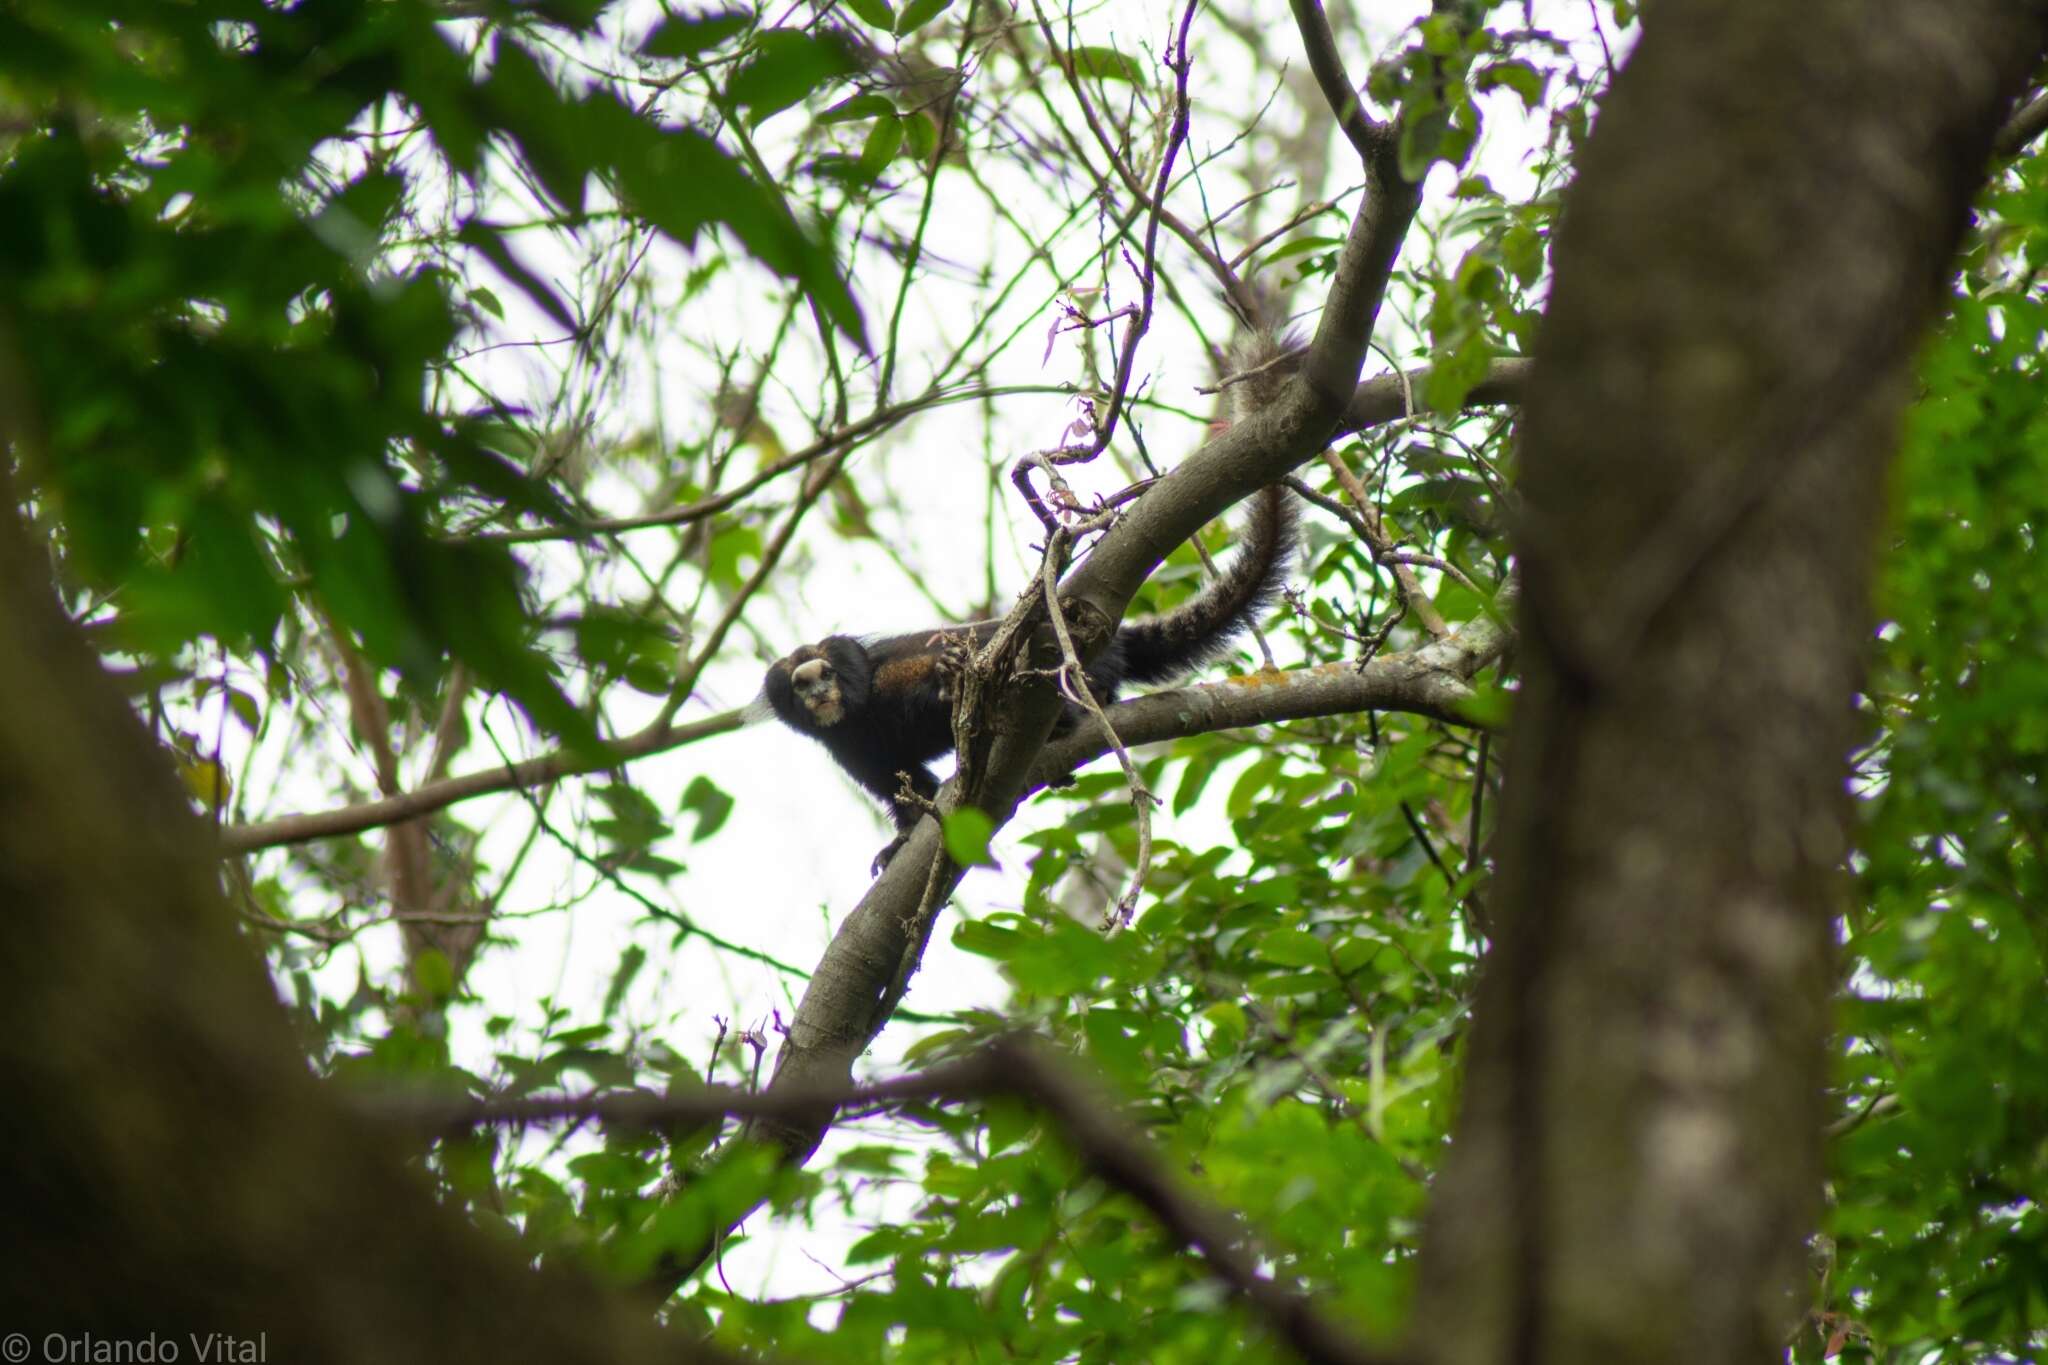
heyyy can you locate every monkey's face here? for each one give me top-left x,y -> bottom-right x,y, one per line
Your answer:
788,654 -> 845,724
763,637 -> 871,734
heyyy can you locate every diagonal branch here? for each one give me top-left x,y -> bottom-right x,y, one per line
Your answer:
1995,87 -> 2048,155
411,1036 -> 1405,1365
1289,0 -> 1382,162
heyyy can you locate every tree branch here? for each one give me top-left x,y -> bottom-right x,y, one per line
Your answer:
1338,356 -> 1529,435
410,1036 -> 1404,1365
1408,4 -> 2048,1360
0,451 -> 761,1365
1288,0 -> 1381,162
218,708 -> 746,854
1029,600 -> 1513,785
1995,88 -> 2048,155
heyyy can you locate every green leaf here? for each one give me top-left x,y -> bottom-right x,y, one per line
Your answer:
954,915 -> 1121,995
835,1145 -> 904,1175
568,1149 -> 658,1193
1201,1001 -> 1249,1053
903,111 -> 940,164
600,116 -> 868,347
727,30 -> 860,127
819,92 -> 899,125
413,948 -> 457,1001
1257,928 -> 1329,968
984,1098 -> 1035,1154
1226,755 -> 1284,821
1083,1008 -> 1148,1086
601,945 -> 646,1019
846,1226 -> 911,1264
841,0 -> 896,28
458,221 -> 576,332
1070,44 -> 1146,84
483,41 -> 591,214
942,806 -> 997,866
859,115 -> 905,175
1171,749 -> 1221,816
1262,233 -> 1344,264
895,0 -> 954,34
680,775 -> 735,842
1458,679 -> 1513,730
594,782 -> 668,851
1476,59 -> 1546,109
1500,222 -> 1544,285
951,919 -> 1022,960
572,606 -> 676,695
539,0 -> 611,28
193,678 -> 264,736
642,11 -> 750,58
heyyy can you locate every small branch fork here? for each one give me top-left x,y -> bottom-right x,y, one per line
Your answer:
1011,0 -> 1200,538
388,1034 -> 1405,1365
1292,452 -> 1453,639
1036,510 -> 1157,925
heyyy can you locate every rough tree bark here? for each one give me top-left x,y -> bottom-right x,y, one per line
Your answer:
1408,3 -> 2047,1364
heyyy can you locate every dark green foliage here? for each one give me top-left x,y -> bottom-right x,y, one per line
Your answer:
1815,160 -> 2048,1358
0,0 -> 859,743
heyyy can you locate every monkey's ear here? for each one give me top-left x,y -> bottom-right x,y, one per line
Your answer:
740,692 -> 778,726
823,636 -> 873,677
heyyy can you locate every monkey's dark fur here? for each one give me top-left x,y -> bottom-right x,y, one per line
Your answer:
761,484 -> 1296,872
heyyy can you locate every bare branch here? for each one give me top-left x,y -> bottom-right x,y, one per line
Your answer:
468,383 -> 1077,547
1289,0 -> 1382,161
648,8 -> 1441,1293
218,708 -> 746,854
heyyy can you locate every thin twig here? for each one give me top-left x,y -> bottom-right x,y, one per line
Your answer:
1038,519 -> 1156,924
1316,448 -> 1452,637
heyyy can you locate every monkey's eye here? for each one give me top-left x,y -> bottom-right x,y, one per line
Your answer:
791,658 -> 834,690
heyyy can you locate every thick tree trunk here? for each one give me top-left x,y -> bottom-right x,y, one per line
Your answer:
1409,4 -> 2046,1364
0,489 -> 738,1364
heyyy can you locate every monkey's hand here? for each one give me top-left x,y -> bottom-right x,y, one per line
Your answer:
876,772 -> 941,876
932,631 -> 974,702
871,833 -> 910,876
